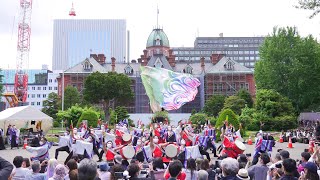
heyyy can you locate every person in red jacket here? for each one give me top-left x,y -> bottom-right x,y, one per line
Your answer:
102,140 -> 123,162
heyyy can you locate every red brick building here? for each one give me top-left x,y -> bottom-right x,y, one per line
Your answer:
57,28 -> 255,113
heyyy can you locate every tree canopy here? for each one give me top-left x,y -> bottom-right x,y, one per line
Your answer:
295,0 -> 320,18
255,27 -> 320,112
64,86 -> 81,110
238,90 -> 297,131
83,72 -> 134,120
203,95 -> 226,117
42,92 -> 60,120
237,89 -> 253,108
223,96 -> 246,115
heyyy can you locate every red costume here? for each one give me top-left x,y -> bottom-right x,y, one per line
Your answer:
182,131 -> 192,146
105,149 -> 115,161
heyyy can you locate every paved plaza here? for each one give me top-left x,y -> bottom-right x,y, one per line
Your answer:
0,141 -> 311,165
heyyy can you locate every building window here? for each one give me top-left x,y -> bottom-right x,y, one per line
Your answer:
54,87 -> 58,90
124,65 -> 133,74
54,79 -> 57,83
225,61 -> 233,70
183,65 -> 193,74
37,102 -> 41,106
31,94 -> 35,98
27,94 -> 29,98
49,79 -> 52,83
43,94 -> 47,98
32,87 -> 35,90
37,94 -> 41,98
31,102 -> 35,105
219,83 -> 223,91
37,87 -> 41,90
240,83 -> 245,89
214,84 -> 218,92
83,61 -> 92,70
49,87 -> 52,90
250,57 -> 255,60
245,83 -> 249,91
43,87 -> 46,90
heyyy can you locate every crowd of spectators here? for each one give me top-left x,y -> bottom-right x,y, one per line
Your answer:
2,146 -> 320,179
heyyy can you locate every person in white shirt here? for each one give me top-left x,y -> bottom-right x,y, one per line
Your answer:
10,156 -> 31,180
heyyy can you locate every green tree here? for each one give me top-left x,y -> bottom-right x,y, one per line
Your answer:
295,0 -> 320,18
237,89 -> 253,108
203,95 -> 226,117
223,96 -> 246,115
115,106 -> 129,121
42,92 -> 60,120
64,86 -> 80,110
255,89 -> 295,117
255,89 -> 297,130
190,113 -> 208,125
238,107 -> 259,131
153,111 -> 170,123
255,27 -> 320,111
215,109 -> 241,138
77,109 -> 99,128
57,105 -> 85,127
83,72 -> 134,121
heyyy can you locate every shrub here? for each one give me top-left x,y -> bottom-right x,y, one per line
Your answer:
216,109 -> 241,139
53,120 -> 60,128
153,111 -> 170,123
77,109 -> 99,128
190,113 -> 208,125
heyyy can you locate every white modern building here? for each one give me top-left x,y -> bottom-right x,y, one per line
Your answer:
1,66 -> 60,110
52,19 -> 127,70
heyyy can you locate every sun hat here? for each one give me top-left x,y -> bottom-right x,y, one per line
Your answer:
236,168 -> 250,180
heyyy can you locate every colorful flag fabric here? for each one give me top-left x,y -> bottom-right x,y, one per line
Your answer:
140,66 -> 201,112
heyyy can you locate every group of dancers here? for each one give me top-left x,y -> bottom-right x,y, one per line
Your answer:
44,119 -> 251,167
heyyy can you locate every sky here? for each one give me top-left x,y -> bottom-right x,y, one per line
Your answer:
0,0 -> 319,70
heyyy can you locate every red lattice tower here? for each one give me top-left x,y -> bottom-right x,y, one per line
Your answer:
14,0 -> 32,104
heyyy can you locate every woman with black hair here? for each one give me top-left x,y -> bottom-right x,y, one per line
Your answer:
152,158 -> 166,180
185,158 -> 198,180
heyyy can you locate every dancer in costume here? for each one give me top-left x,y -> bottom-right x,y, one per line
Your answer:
55,130 -> 71,160
26,137 -> 52,162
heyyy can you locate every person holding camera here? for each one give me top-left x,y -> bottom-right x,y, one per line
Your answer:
280,158 -> 298,180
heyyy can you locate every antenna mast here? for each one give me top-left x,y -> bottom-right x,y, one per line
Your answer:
14,0 -> 33,105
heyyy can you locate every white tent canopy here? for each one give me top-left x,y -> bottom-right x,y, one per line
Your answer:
0,106 -> 53,134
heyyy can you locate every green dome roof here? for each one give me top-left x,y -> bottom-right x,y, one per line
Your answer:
146,29 -> 170,48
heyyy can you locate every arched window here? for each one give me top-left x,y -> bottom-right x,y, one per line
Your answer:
184,65 -> 193,74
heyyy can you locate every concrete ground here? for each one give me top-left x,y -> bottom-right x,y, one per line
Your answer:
0,141 -> 310,165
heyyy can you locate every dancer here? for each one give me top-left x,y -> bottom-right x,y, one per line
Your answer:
26,137 -> 52,162
55,130 -> 71,160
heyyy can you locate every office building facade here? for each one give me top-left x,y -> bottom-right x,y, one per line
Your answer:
172,36 -> 265,69
1,68 -> 60,110
52,19 -> 126,70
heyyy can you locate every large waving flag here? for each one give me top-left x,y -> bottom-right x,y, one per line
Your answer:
140,66 -> 201,112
